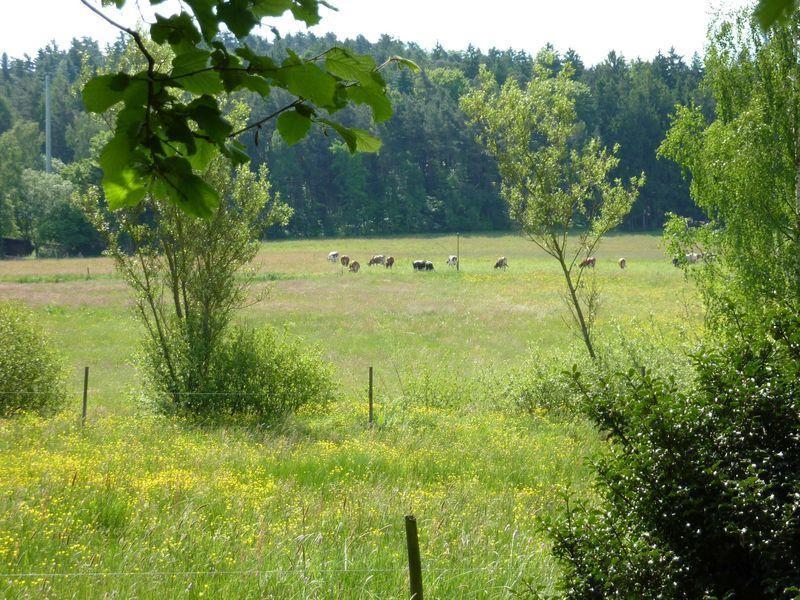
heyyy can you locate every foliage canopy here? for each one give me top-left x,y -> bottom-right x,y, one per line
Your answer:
461,62 -> 642,357
82,0 -> 417,217
660,10 -> 800,330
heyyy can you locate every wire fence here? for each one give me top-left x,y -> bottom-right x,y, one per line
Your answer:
0,566 -> 493,578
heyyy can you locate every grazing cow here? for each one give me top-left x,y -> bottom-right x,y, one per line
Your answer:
447,255 -> 458,268
618,257 -> 627,269
328,251 -> 339,263
494,256 -> 508,269
413,260 -> 434,271
340,255 -> 350,267
672,252 -> 704,267
579,256 -> 596,269
348,261 -> 361,273
385,256 -> 395,269
425,261 -> 434,271
368,254 -> 386,266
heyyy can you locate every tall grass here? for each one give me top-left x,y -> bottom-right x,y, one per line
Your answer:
0,233 -> 697,598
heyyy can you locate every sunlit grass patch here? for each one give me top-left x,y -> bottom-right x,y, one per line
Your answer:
0,232 -> 697,597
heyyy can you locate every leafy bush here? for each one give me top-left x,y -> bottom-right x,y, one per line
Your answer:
546,313 -> 800,598
499,323 -> 691,417
142,326 -> 335,422
497,348 -> 580,416
0,302 -> 65,416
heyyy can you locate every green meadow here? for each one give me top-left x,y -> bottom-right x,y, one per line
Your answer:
0,233 -> 699,598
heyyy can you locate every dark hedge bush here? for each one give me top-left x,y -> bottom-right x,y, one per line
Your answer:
547,314 -> 800,598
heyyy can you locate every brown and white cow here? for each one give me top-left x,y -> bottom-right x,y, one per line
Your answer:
579,256 -> 596,269
348,261 -> 361,273
368,255 -> 386,266
340,255 -> 350,268
618,257 -> 626,269
494,256 -> 508,269
385,256 -> 395,268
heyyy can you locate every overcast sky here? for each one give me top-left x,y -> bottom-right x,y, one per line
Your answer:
2,0 -> 752,65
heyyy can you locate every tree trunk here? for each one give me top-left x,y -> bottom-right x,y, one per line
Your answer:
558,256 -> 596,360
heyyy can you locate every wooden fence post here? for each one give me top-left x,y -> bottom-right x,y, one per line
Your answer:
81,366 -> 89,426
368,366 -> 374,427
456,232 -> 460,272
405,515 -> 423,600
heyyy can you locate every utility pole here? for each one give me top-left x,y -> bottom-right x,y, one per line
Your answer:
45,73 -> 52,173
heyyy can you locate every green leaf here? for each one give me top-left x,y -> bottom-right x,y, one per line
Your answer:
217,0 -> 259,37
151,12 -> 201,50
290,0 -> 322,25
99,131 -> 133,175
240,74 -> 271,96
157,156 -> 219,217
171,49 -> 224,95
223,140 -> 250,165
82,74 -> 129,113
350,128 -> 382,153
252,0 -> 292,17
98,130 -> 149,210
390,56 -> 421,72
184,0 -> 218,41
325,48 -> 378,87
277,110 -> 312,145
187,98 -> 232,142
115,104 -> 147,139
185,137 -> 218,171
280,62 -> 337,106
347,86 -> 392,122
103,168 -> 148,210
122,77 -> 149,108
321,119 -> 381,153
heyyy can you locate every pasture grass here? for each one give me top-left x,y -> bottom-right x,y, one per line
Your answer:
0,233 -> 699,598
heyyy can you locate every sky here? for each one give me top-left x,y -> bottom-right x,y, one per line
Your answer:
2,0 -> 753,65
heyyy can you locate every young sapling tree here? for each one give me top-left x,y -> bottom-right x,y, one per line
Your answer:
461,62 -> 643,358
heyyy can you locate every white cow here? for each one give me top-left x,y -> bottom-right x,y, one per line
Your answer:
447,255 -> 458,268
685,252 -> 702,264
328,251 -> 339,263
618,257 -> 627,269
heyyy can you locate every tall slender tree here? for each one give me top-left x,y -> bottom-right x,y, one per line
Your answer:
462,63 -> 643,358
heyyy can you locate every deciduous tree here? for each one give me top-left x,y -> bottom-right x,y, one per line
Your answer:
461,63 -> 643,358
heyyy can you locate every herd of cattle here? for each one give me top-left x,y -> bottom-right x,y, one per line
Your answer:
327,251 -> 514,272
327,251 -> 711,272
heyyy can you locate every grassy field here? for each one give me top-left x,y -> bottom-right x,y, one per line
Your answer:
0,233 -> 700,598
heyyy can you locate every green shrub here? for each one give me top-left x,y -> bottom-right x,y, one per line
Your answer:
0,302 -> 65,416
546,313 -> 800,598
142,325 -> 335,422
499,322 -> 690,417
497,348 -> 582,416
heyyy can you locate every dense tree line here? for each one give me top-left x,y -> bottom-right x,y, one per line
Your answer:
0,33 -> 707,251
